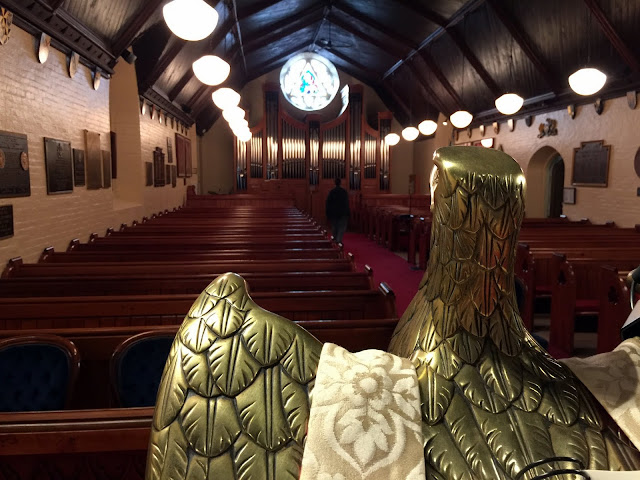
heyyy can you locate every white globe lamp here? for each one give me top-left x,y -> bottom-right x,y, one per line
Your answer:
495,93 -> 524,115
222,106 -> 245,123
418,120 -> 438,136
163,0 -> 218,42
384,133 -> 400,146
450,110 -> 473,129
192,55 -> 230,86
402,127 -> 419,141
568,68 -> 607,96
212,88 -> 240,110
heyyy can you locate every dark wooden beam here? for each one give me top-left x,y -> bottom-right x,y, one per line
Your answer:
583,0 -> 640,73
381,78 -> 412,124
243,7 -> 324,53
406,60 -> 450,115
236,0 -> 281,20
246,42 -> 312,82
111,0 -> 168,58
333,3 -> 418,51
418,50 -> 463,110
446,28 -> 501,98
228,0 -> 248,75
326,13 -> 407,59
485,0 -> 560,93
323,47 -> 384,80
166,16 -> 235,101
139,37 -> 187,92
46,0 -> 64,11
392,0 -> 446,27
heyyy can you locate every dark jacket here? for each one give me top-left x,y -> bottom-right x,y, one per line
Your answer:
326,186 -> 350,220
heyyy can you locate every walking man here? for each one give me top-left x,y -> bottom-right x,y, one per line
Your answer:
325,177 -> 350,243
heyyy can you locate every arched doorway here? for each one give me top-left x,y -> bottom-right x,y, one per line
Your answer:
526,146 -> 565,218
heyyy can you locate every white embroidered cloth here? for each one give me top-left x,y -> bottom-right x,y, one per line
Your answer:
561,337 -> 640,451
300,343 -> 425,480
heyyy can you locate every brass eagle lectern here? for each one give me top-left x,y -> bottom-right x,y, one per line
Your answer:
147,146 -> 640,479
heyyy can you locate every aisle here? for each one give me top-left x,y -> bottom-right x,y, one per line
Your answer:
341,232 -> 424,317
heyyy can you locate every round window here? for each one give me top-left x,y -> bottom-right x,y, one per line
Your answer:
280,53 -> 340,111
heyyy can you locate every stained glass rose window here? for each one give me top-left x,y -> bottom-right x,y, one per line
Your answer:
280,53 -> 340,112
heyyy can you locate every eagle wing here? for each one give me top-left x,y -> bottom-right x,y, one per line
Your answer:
146,272 -> 322,480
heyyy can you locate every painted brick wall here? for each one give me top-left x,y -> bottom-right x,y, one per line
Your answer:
0,26 -> 197,267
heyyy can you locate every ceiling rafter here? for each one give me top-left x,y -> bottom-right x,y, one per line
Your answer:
583,0 -> 640,73
243,6 -> 325,54
392,0 -> 447,27
446,29 -> 501,98
139,37 -> 186,92
166,15 -> 236,101
326,13 -> 407,59
111,0 -> 167,60
228,0 -> 248,75
485,0 -> 560,93
417,50 -> 463,110
322,46 -> 383,80
405,60 -> 451,116
236,0 -> 282,21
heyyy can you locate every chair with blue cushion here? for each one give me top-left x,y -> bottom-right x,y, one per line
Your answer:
110,331 -> 175,408
0,335 -> 81,412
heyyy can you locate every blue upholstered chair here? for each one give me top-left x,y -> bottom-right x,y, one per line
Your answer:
110,331 -> 175,408
0,335 -> 80,412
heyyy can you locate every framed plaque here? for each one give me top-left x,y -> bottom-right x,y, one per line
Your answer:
165,164 -> 171,185
153,147 -> 165,187
572,140 -> 610,187
0,130 -> 30,198
73,149 -> 85,186
171,165 -> 177,187
0,204 -> 13,239
44,137 -> 73,194
84,130 -> 102,189
167,137 -> 173,163
176,133 -> 192,177
145,162 -> 153,186
101,150 -> 112,188
562,187 -> 576,205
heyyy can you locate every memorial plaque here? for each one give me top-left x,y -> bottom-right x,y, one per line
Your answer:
145,162 -> 153,186
167,137 -> 173,163
44,137 -> 73,194
171,165 -> 177,188
165,164 -> 171,185
102,150 -> 112,188
0,204 -> 13,239
572,140 -> 610,187
85,130 -> 102,189
0,130 -> 30,198
73,149 -> 85,186
153,147 -> 165,187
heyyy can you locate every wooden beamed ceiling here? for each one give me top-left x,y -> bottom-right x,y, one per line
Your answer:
7,0 -> 640,134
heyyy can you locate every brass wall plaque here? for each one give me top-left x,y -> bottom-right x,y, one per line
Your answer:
165,164 -> 171,185
73,149 -> 85,186
0,204 -> 13,239
84,130 -> 102,189
167,137 -> 173,163
101,150 -> 111,188
153,147 -> 165,187
572,140 -> 610,187
145,162 -> 153,186
0,8 -> 12,46
44,137 -> 73,194
171,165 -> 177,187
0,130 -> 30,198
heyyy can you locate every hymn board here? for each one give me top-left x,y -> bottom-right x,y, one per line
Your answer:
234,84 -> 393,216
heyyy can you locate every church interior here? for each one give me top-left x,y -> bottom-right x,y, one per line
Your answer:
1,0 -> 640,478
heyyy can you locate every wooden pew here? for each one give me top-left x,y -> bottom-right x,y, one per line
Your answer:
0,287 -> 397,329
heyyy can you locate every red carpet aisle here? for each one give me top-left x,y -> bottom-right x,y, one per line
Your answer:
341,232 -> 424,317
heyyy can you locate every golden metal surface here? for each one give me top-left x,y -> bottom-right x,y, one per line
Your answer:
389,146 -> 640,478
148,146 -> 640,479
146,273 -> 322,480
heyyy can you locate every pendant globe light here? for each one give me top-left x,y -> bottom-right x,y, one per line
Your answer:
223,106 -> 245,122
418,119 -> 437,136
569,8 -> 606,96
193,55 -> 230,86
569,68 -> 606,96
163,0 -> 218,41
229,118 -> 248,132
495,93 -> 524,115
451,16 -> 473,129
212,88 -> 240,110
237,130 -> 252,142
385,133 -> 400,146
402,126 -> 419,141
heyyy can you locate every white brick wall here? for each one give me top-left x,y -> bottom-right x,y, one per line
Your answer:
0,27 -> 198,267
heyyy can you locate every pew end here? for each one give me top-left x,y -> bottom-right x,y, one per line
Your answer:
1,257 -> 23,279
39,247 -> 55,262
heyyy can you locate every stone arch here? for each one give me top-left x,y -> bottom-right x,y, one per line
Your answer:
525,146 -> 564,218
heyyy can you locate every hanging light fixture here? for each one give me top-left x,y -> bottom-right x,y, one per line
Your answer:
450,111 -> 473,129
222,106 -> 245,122
495,93 -> 524,115
418,120 -> 437,136
480,138 -> 494,148
237,130 -> 252,142
163,0 -> 218,41
402,126 -> 419,141
385,133 -> 400,146
229,118 -> 248,131
193,55 -> 230,86
212,88 -> 240,110
569,68 -> 607,96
